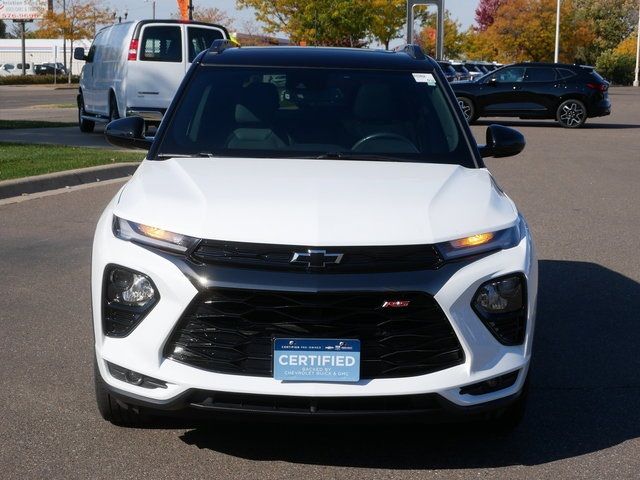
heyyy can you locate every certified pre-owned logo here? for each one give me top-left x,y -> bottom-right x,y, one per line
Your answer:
290,249 -> 344,268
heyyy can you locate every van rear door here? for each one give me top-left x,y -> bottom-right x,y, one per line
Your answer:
128,23 -> 186,110
186,25 -> 226,68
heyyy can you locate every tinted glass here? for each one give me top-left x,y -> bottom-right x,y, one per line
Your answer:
491,67 -> 525,82
525,67 -> 556,82
452,65 -> 469,74
141,26 -> 182,62
158,67 -> 474,167
556,68 -> 575,79
4,64 -> 15,70
188,27 -> 224,62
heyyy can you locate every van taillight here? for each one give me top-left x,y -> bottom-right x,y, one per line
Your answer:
128,39 -> 139,61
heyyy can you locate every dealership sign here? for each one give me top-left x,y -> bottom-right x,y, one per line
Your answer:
0,0 -> 47,20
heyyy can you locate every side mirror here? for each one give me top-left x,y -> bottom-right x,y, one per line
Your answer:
73,47 -> 86,61
105,117 -> 152,150
479,124 -> 525,158
486,77 -> 498,86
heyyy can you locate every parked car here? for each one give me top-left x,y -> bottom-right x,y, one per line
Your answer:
93,42 -> 537,428
450,61 -> 472,81
34,63 -> 68,75
0,63 -> 17,76
453,62 -> 611,128
462,61 -> 486,80
0,62 -> 37,75
437,60 -> 458,82
74,19 -> 229,133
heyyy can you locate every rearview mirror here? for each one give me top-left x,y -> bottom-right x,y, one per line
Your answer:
105,117 -> 152,150
73,47 -> 86,61
479,124 -> 525,158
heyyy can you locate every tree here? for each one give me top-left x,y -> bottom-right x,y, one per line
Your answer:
415,10 -> 469,59
0,21 -> 7,39
237,0 -> 373,46
171,7 -> 235,30
596,49 -> 635,84
574,0 -> 638,64
474,0 -> 504,31
368,0 -> 405,49
471,0 -> 594,63
36,0 -> 112,80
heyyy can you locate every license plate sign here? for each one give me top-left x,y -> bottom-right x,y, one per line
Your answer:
273,338 -> 360,382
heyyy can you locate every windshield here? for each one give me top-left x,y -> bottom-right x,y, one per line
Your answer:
156,66 -> 475,167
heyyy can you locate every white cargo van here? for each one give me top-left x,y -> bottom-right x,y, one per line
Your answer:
74,20 -> 228,133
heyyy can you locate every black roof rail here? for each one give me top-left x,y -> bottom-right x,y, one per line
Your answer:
210,39 -> 238,54
393,44 -> 426,60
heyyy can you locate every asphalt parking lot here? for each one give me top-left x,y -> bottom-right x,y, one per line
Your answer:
0,88 -> 639,479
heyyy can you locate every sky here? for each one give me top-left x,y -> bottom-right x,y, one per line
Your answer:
105,0 -> 480,32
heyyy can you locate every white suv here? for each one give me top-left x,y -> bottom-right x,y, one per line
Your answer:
93,43 -> 537,428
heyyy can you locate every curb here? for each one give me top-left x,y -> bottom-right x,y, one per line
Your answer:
0,162 -> 140,200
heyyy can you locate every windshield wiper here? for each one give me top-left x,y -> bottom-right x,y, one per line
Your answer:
314,152 -> 406,162
156,152 -> 219,159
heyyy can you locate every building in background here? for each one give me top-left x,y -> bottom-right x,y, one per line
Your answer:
0,38 -> 90,74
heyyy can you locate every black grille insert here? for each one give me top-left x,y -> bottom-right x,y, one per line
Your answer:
189,240 -> 443,273
165,289 -> 464,379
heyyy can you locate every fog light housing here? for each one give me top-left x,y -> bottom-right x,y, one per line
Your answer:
459,371 -> 519,396
107,362 -> 167,389
472,274 -> 527,345
103,265 -> 159,337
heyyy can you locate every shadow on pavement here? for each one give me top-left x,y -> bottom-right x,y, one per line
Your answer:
475,119 -> 640,129
176,260 -> 640,469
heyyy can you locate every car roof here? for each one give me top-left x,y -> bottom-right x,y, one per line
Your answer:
201,46 -> 437,71
510,62 -> 583,69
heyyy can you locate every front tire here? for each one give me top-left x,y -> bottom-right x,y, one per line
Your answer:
557,99 -> 587,128
78,94 -> 95,133
457,97 -> 477,123
94,359 -> 146,427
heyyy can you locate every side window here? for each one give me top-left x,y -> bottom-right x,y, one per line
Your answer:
524,67 -> 556,82
86,44 -> 97,63
140,26 -> 182,63
188,27 -> 224,62
556,68 -> 576,79
492,67 -> 525,83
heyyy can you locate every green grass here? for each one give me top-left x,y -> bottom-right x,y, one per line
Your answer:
0,120 -> 77,129
0,142 -> 143,181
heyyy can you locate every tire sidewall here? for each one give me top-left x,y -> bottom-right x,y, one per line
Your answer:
457,97 -> 476,123
557,99 -> 587,128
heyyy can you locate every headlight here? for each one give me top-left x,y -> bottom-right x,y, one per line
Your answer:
113,216 -> 199,253
107,268 -> 155,307
472,273 -> 527,345
103,265 -> 159,337
437,217 -> 524,260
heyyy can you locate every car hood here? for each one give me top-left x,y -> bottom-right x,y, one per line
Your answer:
114,157 -> 518,246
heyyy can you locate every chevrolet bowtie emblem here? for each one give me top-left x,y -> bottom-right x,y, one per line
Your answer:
290,249 -> 344,268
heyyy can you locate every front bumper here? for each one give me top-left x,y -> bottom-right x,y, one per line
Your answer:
92,197 -> 538,415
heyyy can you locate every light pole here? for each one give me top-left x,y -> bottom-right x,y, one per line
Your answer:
554,0 -> 561,63
634,1 -> 639,87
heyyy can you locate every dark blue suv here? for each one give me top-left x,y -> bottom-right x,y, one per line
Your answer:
452,62 -> 611,128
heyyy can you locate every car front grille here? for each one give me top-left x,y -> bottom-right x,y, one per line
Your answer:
189,240 -> 443,273
164,289 -> 464,379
